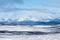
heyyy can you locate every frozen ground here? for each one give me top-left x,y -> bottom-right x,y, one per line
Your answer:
0,25 -> 60,40
0,25 -> 60,32
0,33 -> 60,40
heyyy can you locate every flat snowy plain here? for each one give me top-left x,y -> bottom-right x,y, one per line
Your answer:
0,25 -> 60,40
0,33 -> 60,40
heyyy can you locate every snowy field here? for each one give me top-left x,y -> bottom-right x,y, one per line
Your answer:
0,33 -> 60,40
0,25 -> 60,32
0,25 -> 60,40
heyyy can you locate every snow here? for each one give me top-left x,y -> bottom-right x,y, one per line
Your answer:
0,26 -> 60,40
0,25 -> 60,32
17,16 -> 39,21
0,33 -> 60,40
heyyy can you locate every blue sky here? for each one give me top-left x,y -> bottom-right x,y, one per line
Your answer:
0,0 -> 60,19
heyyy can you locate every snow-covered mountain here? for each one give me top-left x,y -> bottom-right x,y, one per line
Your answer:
18,16 -> 40,22
0,17 -> 60,25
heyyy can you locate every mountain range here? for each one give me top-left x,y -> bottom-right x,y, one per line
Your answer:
0,17 -> 60,25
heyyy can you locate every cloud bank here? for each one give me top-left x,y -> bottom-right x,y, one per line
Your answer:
0,0 -> 60,20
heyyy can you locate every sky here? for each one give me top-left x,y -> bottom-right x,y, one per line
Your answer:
0,0 -> 60,20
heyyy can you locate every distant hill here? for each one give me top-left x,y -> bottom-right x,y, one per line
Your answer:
0,18 -> 60,25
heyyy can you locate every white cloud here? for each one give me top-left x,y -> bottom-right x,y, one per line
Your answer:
0,9 -> 60,20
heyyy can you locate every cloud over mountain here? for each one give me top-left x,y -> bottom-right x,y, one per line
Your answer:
0,0 -> 60,22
